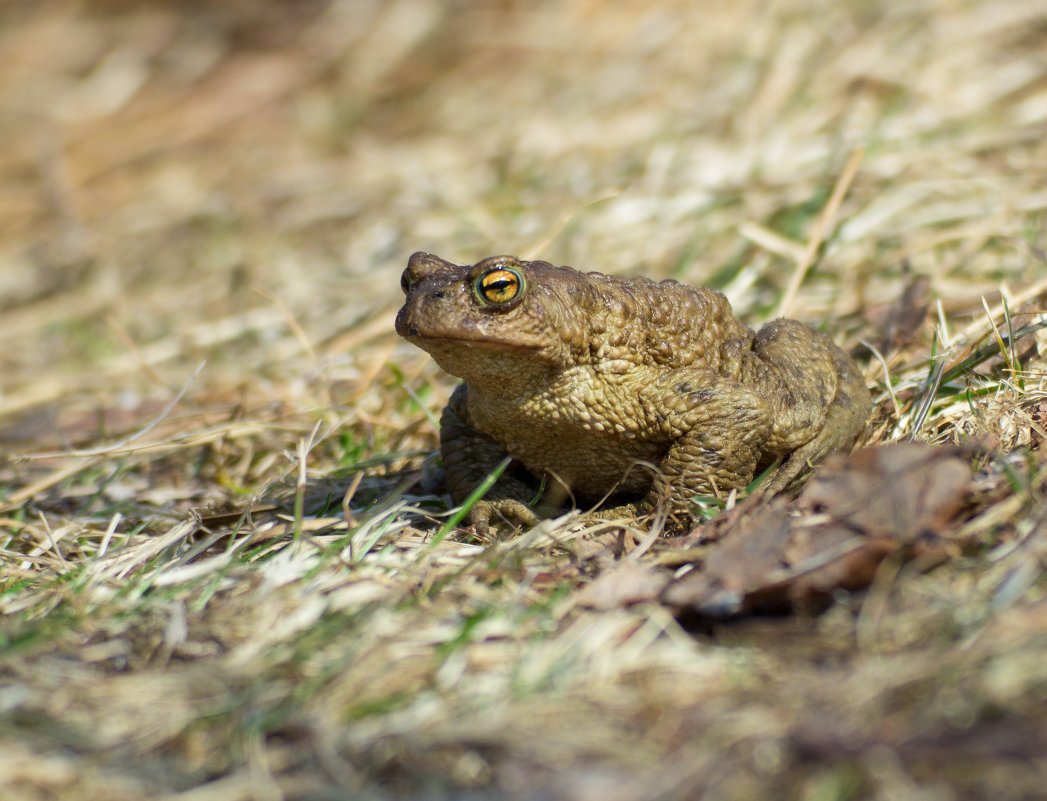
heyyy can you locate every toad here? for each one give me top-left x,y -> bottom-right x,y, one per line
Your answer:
396,252 -> 872,530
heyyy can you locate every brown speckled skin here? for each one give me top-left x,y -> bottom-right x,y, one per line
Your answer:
396,252 -> 872,529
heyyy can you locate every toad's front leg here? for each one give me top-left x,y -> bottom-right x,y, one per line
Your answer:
440,384 -> 539,532
639,373 -> 774,515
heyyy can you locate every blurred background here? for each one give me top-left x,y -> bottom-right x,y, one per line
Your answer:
1,0 -> 1044,450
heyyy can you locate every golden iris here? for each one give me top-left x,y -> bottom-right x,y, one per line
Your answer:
477,268 -> 522,304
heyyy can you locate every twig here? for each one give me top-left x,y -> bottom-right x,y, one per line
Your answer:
775,147 -> 864,319
21,361 -> 206,460
522,189 -> 623,261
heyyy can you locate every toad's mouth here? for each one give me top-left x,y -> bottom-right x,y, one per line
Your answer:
402,331 -> 544,353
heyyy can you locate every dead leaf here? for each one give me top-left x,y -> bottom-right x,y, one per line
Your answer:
662,443 -> 972,618
569,528 -> 644,561
661,498 -> 794,616
798,443 -> 972,540
197,504 -> 278,528
575,561 -> 668,610
864,270 -> 931,354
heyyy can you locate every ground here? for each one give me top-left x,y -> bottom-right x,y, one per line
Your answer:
2,1 -> 1047,799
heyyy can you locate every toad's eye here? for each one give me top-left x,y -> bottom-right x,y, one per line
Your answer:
476,268 -> 523,305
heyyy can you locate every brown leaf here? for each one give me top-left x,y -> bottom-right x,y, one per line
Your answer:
751,527 -> 896,607
865,271 -> 931,354
798,443 -> 972,541
575,561 -> 669,610
663,443 -> 972,618
661,499 -> 794,616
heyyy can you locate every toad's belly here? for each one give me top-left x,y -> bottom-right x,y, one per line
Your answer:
467,375 -> 669,501
495,426 -> 666,503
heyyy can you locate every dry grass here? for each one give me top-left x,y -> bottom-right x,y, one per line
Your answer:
2,0 -> 1047,798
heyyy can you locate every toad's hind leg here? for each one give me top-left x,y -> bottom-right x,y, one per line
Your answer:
761,341 -> 873,493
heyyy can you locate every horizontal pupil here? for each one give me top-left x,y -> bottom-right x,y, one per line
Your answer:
478,269 -> 520,302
